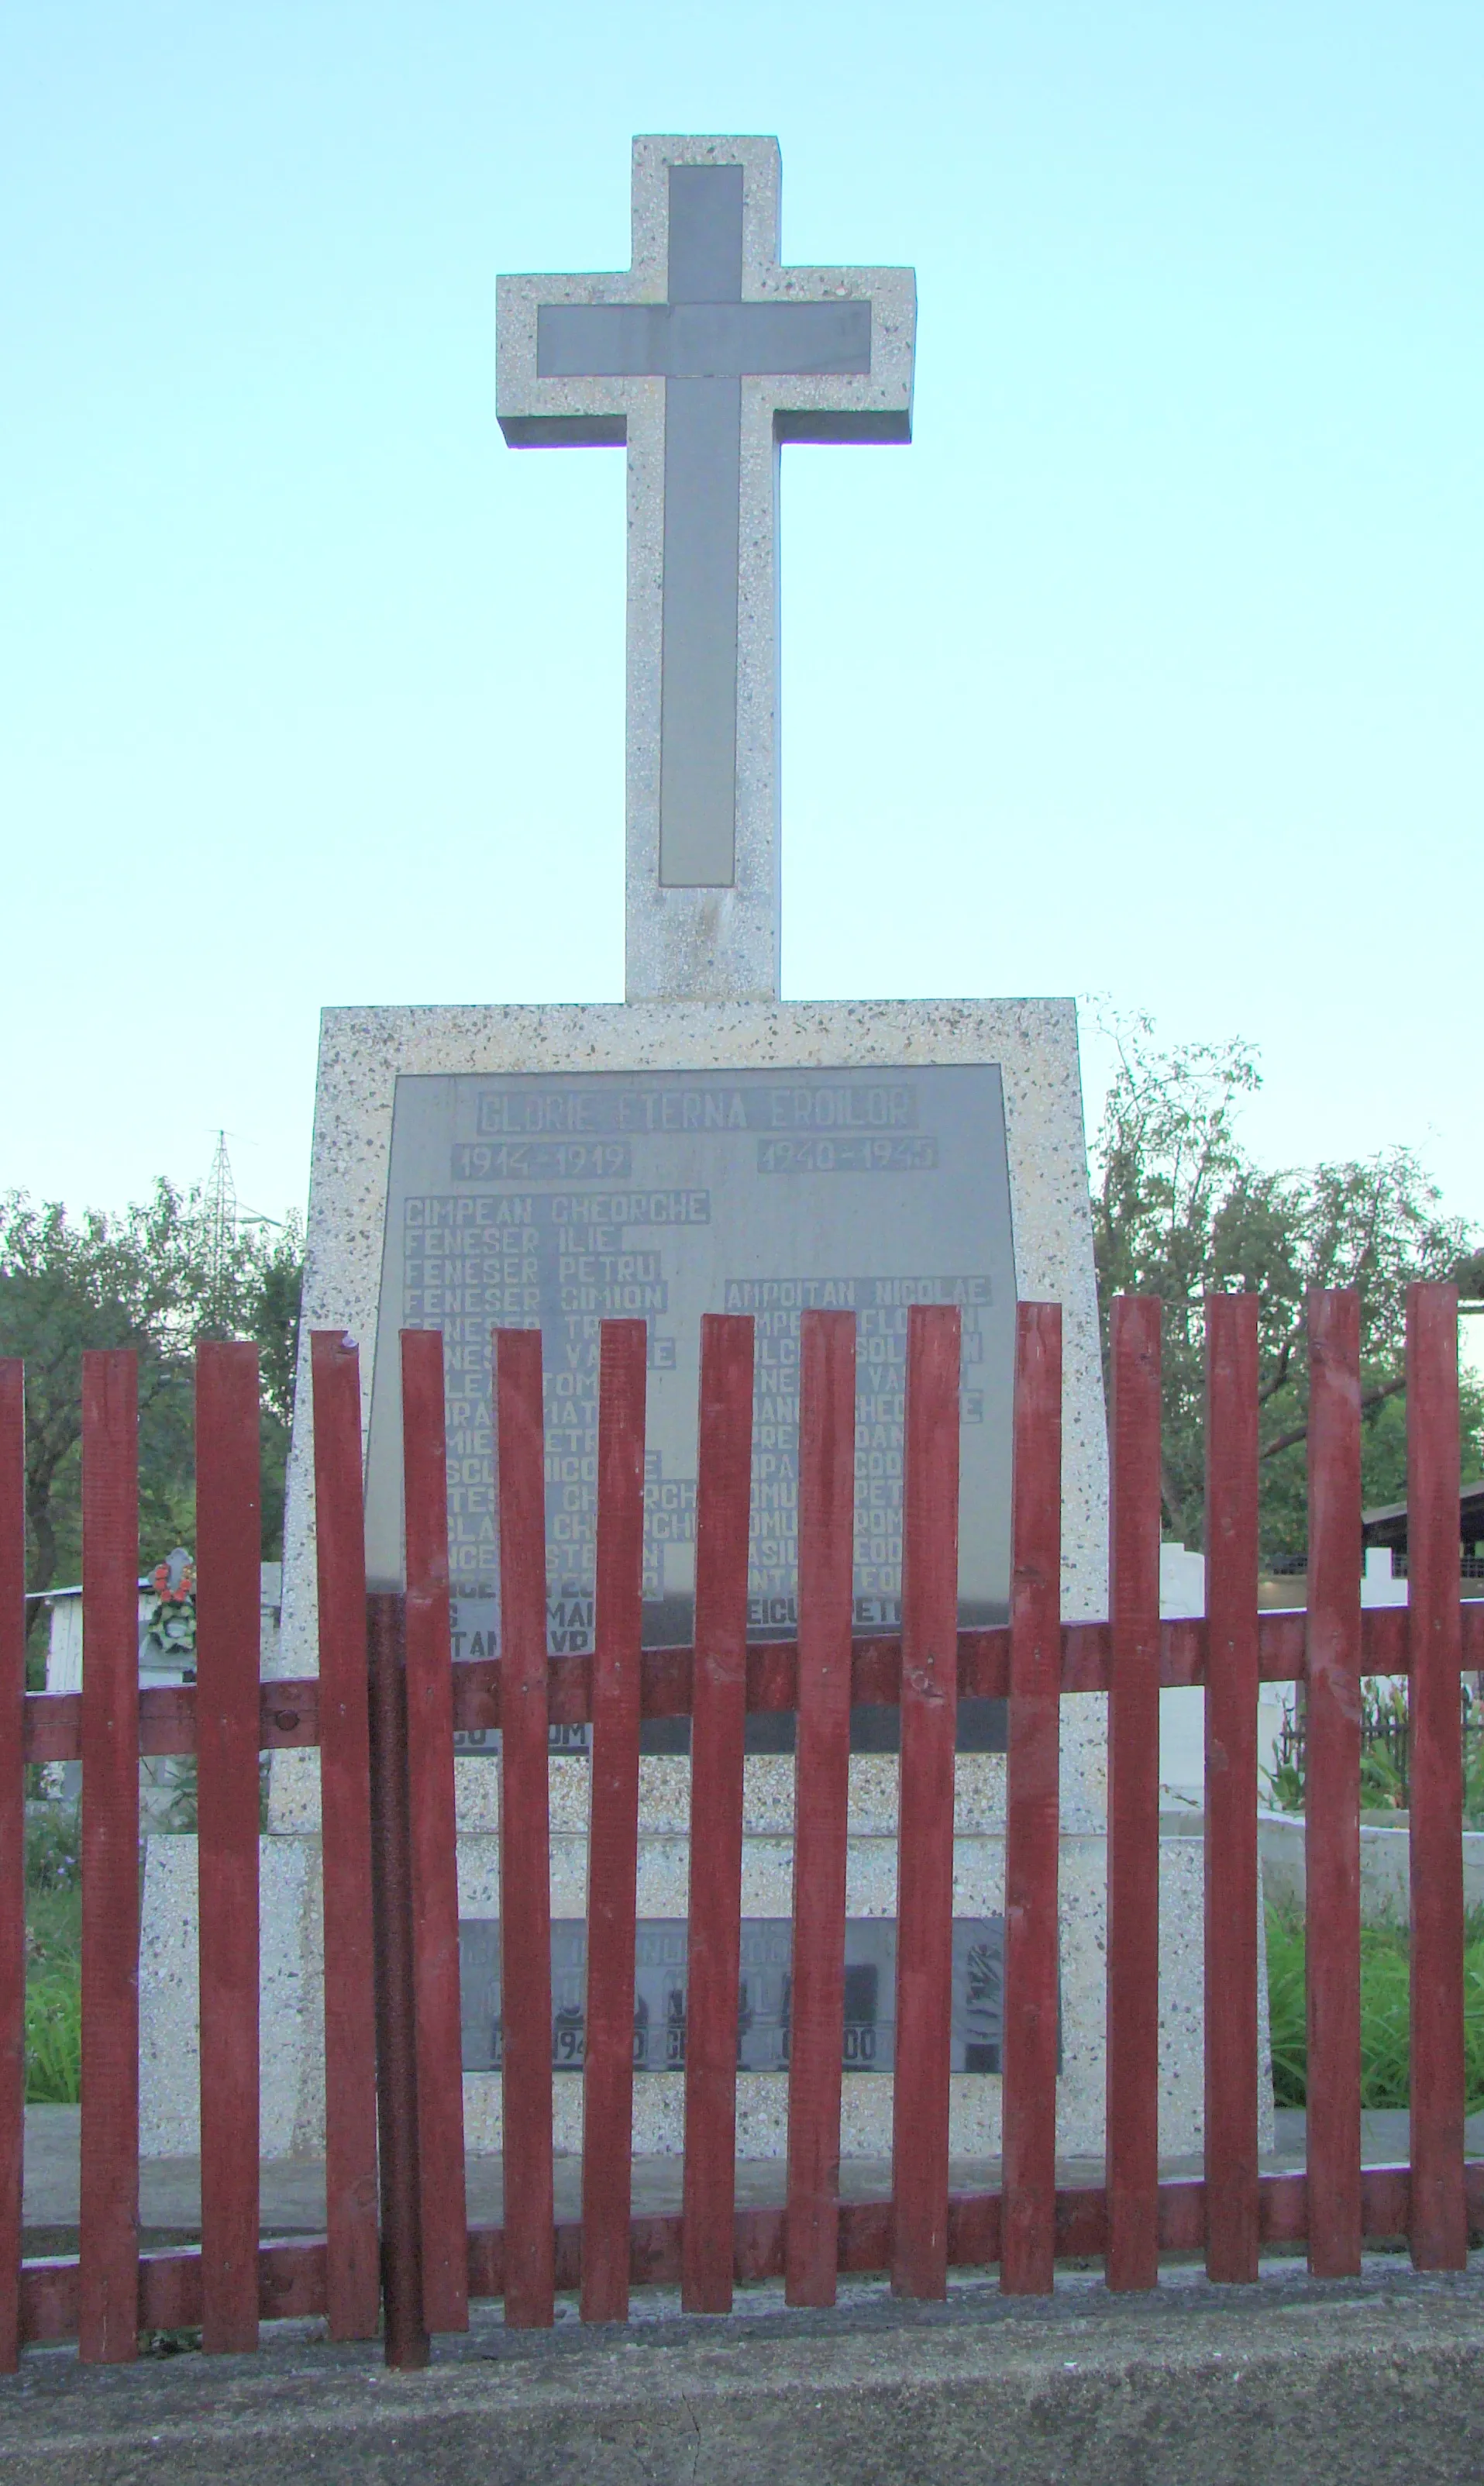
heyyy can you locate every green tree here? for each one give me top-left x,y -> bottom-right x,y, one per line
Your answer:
0,1184 -> 303,1671
1089,1019 -> 1484,1559
244,1226 -> 303,1561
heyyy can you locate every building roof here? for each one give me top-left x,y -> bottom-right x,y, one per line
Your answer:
1362,1479 -> 1484,1550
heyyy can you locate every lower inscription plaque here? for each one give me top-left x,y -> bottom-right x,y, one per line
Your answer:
458,1918 -> 1006,2075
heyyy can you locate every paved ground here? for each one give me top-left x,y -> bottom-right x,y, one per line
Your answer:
6,2254 -> 1484,2483
29,2103 -> 1481,2252
19,2108 -> 1484,2481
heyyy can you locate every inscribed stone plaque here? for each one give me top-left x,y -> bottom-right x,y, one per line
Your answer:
363,1064 -> 1015,1746
457,1917 -> 1005,2075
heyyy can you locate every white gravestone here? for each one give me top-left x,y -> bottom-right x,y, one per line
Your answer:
139,135 -> 1258,2167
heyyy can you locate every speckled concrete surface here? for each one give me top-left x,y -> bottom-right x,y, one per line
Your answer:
139,1837 -> 325,2160
136,1818 -> 1266,2163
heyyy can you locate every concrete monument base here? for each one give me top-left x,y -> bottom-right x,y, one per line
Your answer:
144,991 -> 1260,2170
139,1775 -> 1273,2164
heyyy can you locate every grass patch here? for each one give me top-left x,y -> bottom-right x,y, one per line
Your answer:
1265,1903 -> 1484,2110
25,1807 -> 82,2105
25,1971 -> 81,2104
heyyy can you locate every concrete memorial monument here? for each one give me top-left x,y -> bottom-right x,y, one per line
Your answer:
139,135 -> 1252,2165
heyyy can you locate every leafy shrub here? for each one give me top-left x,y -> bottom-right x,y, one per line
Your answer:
25,1802 -> 81,1895
153,1757 -> 198,1833
24,1804 -> 83,2103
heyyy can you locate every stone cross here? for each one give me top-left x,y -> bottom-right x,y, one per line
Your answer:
498,136 -> 915,1005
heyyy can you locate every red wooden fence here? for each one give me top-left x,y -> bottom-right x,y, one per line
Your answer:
1,1285 -> 1479,2370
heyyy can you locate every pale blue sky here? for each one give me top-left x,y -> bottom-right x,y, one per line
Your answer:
3,2 -> 1479,1225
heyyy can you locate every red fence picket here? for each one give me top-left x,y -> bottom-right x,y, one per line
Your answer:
890,1304 -> 962,2302
79,1350 -> 140,2364
400,1327 -> 468,2335
195,1342 -> 263,2353
1001,1302 -> 1062,2298
1105,1297 -> 1162,2292
1407,1282 -> 1467,2270
9,1286 -> 1484,2364
580,1319 -> 648,2324
309,1331 -> 382,2339
367,1587 -> 429,2370
681,1314 -> 755,2316
1203,1293 -> 1260,2283
785,1310 -> 857,2309
1305,1289 -> 1362,2277
495,1326 -> 556,2327
0,1361 -> 24,2375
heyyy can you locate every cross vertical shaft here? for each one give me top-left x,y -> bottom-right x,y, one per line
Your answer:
659,167 -> 744,888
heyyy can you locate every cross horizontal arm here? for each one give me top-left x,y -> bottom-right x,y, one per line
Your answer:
537,299 -> 873,382
498,402 -> 909,451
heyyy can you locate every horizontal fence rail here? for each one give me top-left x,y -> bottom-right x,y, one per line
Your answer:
20,1598 -> 1484,1764
15,2164 -> 1484,2353
2,1283 -> 1480,2368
